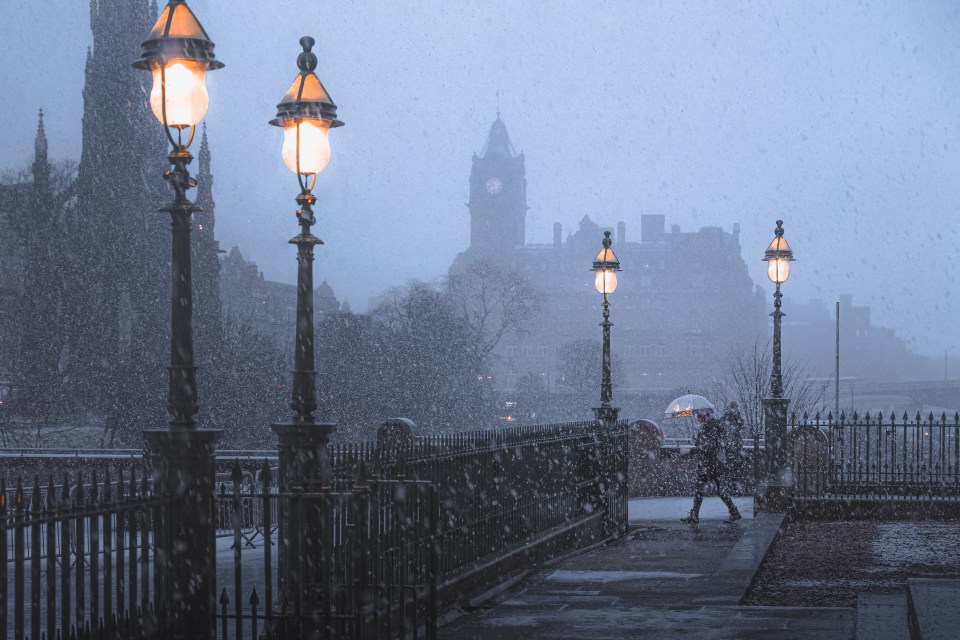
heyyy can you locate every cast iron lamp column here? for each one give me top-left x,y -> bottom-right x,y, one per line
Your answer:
590,231 -> 622,538
132,1 -> 224,638
268,37 -> 344,638
759,219 -> 794,512
592,231 -> 621,424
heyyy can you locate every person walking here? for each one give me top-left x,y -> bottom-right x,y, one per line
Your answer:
681,408 -> 742,524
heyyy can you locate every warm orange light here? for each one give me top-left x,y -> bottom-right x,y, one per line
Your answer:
150,59 -> 209,127
595,268 -> 618,294
282,119 -> 331,174
767,257 -> 791,284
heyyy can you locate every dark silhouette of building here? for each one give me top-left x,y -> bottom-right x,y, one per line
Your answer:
468,113 -> 527,252
220,246 -> 341,339
452,115 -> 767,393
193,124 -> 224,371
0,2 -> 225,437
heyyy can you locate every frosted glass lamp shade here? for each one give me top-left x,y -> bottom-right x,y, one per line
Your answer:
150,59 -> 209,127
282,120 -> 331,175
595,268 -> 618,295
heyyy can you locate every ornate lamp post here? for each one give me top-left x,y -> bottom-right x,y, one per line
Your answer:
132,2 -> 223,637
760,219 -> 794,512
268,37 -> 343,637
592,231 -> 621,424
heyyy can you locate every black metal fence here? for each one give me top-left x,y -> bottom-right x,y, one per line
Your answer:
0,470 -> 167,640
215,420 -> 629,639
790,412 -> 960,499
3,421 -> 629,640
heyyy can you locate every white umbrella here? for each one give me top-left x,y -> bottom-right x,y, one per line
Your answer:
664,394 -> 715,419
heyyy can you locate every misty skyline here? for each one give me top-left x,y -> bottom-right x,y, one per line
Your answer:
3,0 -> 958,358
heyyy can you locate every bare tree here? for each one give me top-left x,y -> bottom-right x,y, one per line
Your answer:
445,259 -> 543,365
711,336 -> 829,437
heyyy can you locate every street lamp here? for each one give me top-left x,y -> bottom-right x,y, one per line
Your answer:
592,230 -> 620,423
133,0 -> 224,430
133,2 -> 223,637
269,36 -> 343,426
269,38 -> 343,636
760,219 -> 794,511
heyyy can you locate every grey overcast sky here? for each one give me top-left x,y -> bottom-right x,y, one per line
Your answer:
2,0 -> 959,357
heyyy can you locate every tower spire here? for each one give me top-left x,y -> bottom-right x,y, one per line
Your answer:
32,108 -> 49,187
196,122 -> 215,232
34,109 -> 48,160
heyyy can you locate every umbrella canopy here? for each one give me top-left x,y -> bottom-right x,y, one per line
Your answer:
664,394 -> 715,418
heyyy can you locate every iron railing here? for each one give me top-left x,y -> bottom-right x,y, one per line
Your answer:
0,470 -> 168,640
2,421 -> 629,640
790,412 -> 960,499
214,420 -> 629,639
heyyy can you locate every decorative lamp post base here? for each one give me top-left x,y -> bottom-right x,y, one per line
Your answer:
144,428 -> 222,640
271,420 -> 337,636
755,396 -> 792,514
272,422 -> 337,491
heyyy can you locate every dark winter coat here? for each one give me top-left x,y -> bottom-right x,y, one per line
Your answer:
694,416 -> 726,468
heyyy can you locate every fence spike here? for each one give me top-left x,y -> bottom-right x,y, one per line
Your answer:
75,470 -> 84,505
220,587 -> 229,605
15,476 -> 23,512
45,475 -> 55,510
249,589 -> 260,607
261,458 -> 272,487
32,475 -> 41,513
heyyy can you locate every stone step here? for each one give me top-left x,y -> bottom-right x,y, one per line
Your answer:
856,592 -> 909,640
907,578 -> 960,640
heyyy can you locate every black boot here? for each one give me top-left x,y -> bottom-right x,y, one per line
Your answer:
680,511 -> 699,524
724,508 -> 742,524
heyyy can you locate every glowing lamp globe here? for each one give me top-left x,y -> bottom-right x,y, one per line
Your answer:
592,231 -> 621,296
282,120 -> 331,174
763,220 -> 795,284
270,37 -> 344,177
133,0 -> 224,129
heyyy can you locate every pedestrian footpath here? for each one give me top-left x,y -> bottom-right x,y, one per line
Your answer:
439,497 -> 855,640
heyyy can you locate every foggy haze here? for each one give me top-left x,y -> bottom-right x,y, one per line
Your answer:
3,0 -> 958,357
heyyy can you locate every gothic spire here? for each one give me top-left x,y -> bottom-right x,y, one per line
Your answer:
32,109 -> 49,187
34,109 -> 48,161
481,113 -> 517,159
196,123 -> 215,231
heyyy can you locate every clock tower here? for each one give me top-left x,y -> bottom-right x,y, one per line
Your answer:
468,114 -> 527,251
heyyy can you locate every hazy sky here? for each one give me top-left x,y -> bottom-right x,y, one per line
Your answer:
3,1 -> 959,357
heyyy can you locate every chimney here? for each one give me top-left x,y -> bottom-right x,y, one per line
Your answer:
553,222 -> 562,249
617,221 -> 626,245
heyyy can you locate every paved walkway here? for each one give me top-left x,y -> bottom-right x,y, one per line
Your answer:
439,497 -> 855,640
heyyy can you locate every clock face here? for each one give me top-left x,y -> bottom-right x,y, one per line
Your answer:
485,177 -> 503,195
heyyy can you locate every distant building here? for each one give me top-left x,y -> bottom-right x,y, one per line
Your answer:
451,116 -> 767,393
784,295 -> 941,383
0,2 -> 225,421
220,246 -> 341,339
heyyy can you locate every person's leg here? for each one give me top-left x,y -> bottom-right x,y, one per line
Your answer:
682,471 -> 707,523
713,469 -> 741,521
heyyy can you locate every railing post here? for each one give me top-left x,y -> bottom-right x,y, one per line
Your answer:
271,421 -> 337,639
145,429 -> 222,640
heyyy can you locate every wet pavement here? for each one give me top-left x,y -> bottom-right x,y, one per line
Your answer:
439,497 -> 855,640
